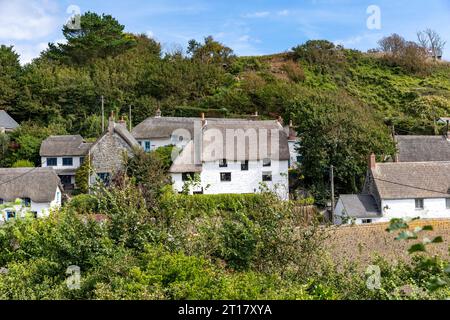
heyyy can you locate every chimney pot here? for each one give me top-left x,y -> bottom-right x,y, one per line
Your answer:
369,153 -> 376,170
155,108 -> 162,118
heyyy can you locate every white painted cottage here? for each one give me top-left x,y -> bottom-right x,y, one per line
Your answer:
132,114 -> 291,200
335,154 -> 450,225
0,167 -> 62,222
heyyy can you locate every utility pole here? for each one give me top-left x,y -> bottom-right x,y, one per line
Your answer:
87,149 -> 91,195
101,96 -> 105,133
129,105 -> 132,131
330,165 -> 335,223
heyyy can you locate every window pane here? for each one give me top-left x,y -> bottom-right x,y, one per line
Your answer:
220,172 -> 231,182
415,199 -> 424,209
219,159 -> 228,168
446,198 -> 450,209
182,172 -> 195,182
262,172 -> 272,182
47,158 -> 57,166
241,161 -> 249,171
63,158 -> 73,166
145,141 -> 151,152
263,158 -> 271,167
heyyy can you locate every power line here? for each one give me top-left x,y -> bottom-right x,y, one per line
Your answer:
0,158 -> 49,187
374,177 -> 450,196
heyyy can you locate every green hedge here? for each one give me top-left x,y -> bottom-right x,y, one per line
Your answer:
160,191 -> 315,217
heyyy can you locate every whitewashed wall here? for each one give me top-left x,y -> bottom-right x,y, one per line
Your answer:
42,156 -> 84,170
137,136 -> 188,151
0,187 -> 62,222
172,160 -> 289,200
381,198 -> 450,221
334,197 -> 450,225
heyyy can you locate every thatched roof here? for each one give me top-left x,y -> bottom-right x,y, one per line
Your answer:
132,117 -> 197,139
40,135 -> 92,157
169,119 -> 290,173
395,135 -> 450,162
371,162 -> 450,199
0,110 -> 19,130
113,123 -> 140,148
0,167 -> 61,203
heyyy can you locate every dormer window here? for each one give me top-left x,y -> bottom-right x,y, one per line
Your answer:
22,198 -> 31,207
263,158 -> 271,167
219,159 -> 228,168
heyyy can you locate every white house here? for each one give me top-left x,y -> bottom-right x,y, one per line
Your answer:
133,113 -> 291,200
335,154 -> 450,225
0,167 -> 62,222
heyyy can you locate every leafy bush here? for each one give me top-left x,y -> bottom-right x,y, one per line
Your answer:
11,159 -> 34,168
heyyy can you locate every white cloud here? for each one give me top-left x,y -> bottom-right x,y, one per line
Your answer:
147,30 -> 155,38
277,10 -> 290,16
0,0 -> 59,40
334,33 -> 383,51
243,11 -> 270,19
12,42 -> 49,65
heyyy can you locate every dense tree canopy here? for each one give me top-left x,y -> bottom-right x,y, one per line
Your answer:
0,12 -> 449,200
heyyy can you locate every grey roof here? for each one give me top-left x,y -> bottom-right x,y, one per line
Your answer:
338,194 -> 380,218
40,135 -> 92,157
395,135 -> 450,162
371,162 -> 450,199
0,167 -> 62,203
0,110 -> 19,130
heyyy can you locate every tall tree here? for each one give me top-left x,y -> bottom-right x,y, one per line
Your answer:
187,36 -> 236,66
45,12 -> 136,65
417,29 -> 446,60
0,45 -> 21,111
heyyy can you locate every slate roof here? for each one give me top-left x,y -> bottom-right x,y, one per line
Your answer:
338,194 -> 380,218
395,135 -> 450,162
0,167 -> 61,203
371,162 -> 450,199
40,135 -> 92,157
0,110 -> 19,130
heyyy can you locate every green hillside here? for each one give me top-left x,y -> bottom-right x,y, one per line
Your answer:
1,12 -> 450,201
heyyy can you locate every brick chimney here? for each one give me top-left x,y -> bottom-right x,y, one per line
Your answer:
369,153 -> 376,170
277,116 -> 283,125
117,116 -> 127,129
108,112 -> 115,133
201,113 -> 207,127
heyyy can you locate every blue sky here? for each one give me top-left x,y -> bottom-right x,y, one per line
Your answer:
1,0 -> 449,64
